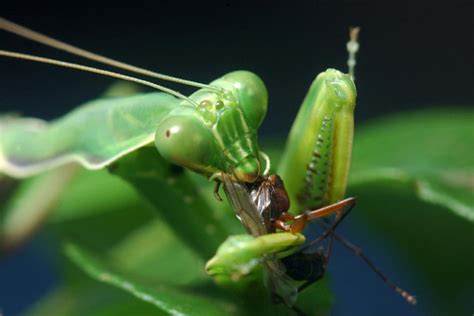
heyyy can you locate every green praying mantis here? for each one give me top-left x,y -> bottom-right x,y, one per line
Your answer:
0,18 -> 416,311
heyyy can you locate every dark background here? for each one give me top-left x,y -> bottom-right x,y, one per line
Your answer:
1,2 -> 473,315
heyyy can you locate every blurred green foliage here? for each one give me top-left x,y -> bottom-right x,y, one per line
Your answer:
1,108 -> 473,315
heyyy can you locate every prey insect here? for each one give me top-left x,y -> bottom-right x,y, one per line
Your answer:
206,174 -> 355,307
207,173 -> 416,314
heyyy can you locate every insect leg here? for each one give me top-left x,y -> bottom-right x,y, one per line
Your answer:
286,197 -> 357,234
292,197 -> 356,252
213,181 -> 223,201
321,221 -> 417,305
271,212 -> 296,232
303,197 -> 356,222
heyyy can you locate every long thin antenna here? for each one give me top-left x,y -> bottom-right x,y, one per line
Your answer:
346,26 -> 360,80
0,50 -> 198,106
0,17 -> 220,92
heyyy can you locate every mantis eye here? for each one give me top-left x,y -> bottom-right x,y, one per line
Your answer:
222,71 -> 268,130
154,115 -> 217,171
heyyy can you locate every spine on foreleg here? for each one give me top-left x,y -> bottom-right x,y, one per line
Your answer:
297,115 -> 334,209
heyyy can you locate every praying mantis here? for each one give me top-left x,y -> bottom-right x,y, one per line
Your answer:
0,18 -> 416,312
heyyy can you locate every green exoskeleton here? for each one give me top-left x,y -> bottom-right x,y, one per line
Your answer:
206,69 -> 359,306
0,19 -> 415,311
0,69 -> 268,183
0,18 -> 268,184
206,27 -> 416,308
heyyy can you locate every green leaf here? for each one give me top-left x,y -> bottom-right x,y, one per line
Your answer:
112,208 -> 333,315
64,242 -> 238,316
1,165 -> 80,250
109,146 -> 242,259
1,83 -> 148,250
107,219 -> 208,284
350,108 -> 474,222
25,284 -> 167,316
347,108 -> 474,313
56,216 -> 331,316
28,218 -> 209,316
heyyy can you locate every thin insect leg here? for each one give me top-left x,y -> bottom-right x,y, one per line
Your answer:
287,213 -> 307,233
296,198 -> 356,250
312,198 -> 356,242
302,197 -> 356,222
320,220 -> 417,305
278,212 -> 295,222
273,219 -> 289,231
289,197 -> 356,235
272,212 -> 300,233
213,181 -> 223,201
324,234 -> 334,270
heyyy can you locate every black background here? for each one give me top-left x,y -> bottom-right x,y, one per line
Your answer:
1,2 -> 473,137
1,2 -> 473,315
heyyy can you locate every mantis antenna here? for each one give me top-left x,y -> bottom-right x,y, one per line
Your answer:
0,50 -> 199,106
0,17 -> 221,92
347,26 -> 360,80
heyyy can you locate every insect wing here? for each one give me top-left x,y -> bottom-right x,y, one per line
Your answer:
222,174 -> 298,306
263,260 -> 298,306
0,93 -> 177,178
249,180 -> 271,215
222,173 -> 266,237
249,179 -> 274,231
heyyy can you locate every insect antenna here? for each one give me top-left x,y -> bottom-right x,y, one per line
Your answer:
320,221 -> 418,305
346,26 -> 360,80
0,17 -> 221,92
0,50 -> 199,106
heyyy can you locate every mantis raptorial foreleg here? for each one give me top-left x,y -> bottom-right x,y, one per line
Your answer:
206,66 -> 357,305
206,28 -> 415,307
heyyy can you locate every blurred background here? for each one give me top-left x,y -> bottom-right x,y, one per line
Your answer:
1,1 -> 473,315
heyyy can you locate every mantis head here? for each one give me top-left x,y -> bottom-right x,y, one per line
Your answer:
154,71 -> 268,183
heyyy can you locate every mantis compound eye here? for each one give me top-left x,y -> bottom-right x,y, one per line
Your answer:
154,115 -> 218,172
221,71 -> 268,130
